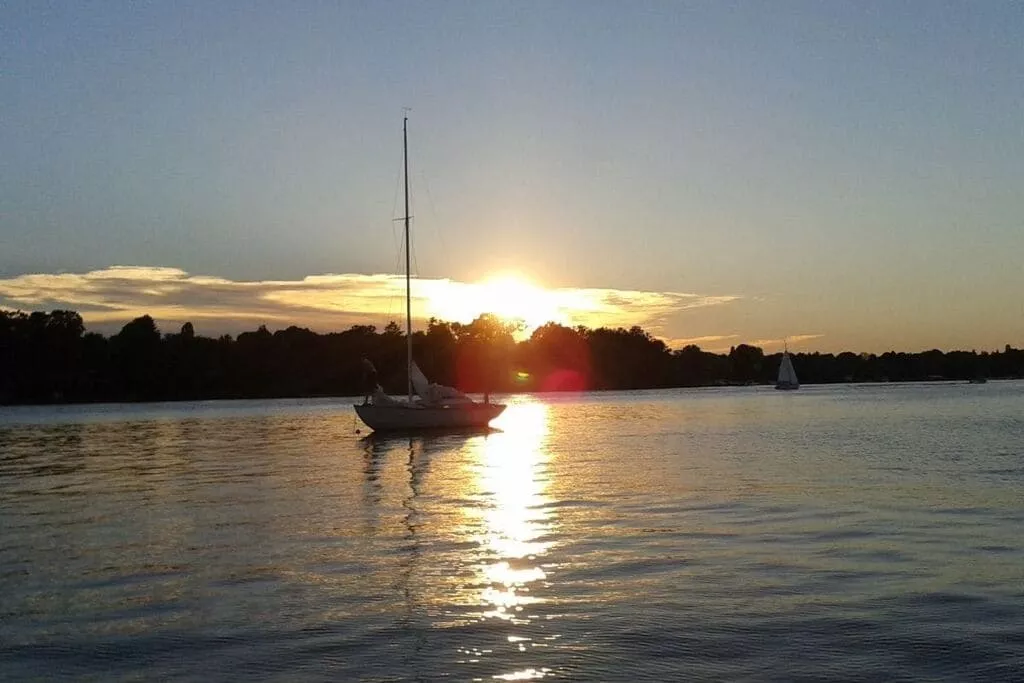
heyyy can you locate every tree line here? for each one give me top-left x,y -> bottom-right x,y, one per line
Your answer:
1,309 -> 1022,405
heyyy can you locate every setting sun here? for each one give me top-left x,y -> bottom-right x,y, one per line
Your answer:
422,273 -> 567,337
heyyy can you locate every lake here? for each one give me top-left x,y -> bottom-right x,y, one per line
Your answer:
1,383 -> 1022,681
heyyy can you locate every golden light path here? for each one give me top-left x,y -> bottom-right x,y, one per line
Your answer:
461,400 -> 555,681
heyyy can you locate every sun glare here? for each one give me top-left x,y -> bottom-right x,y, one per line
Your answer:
424,273 -> 566,337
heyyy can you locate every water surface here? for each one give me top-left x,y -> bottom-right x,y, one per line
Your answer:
2,383 -> 1022,681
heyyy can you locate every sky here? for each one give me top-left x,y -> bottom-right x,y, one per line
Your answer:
2,1 -> 1022,353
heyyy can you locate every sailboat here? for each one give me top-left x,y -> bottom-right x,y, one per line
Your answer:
775,342 -> 799,391
353,118 -> 506,432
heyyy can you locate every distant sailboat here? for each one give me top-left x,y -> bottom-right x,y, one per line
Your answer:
776,342 -> 799,391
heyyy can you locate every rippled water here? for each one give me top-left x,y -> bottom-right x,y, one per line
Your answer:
2,383 -> 1023,681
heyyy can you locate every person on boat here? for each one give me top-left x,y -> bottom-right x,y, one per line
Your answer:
360,357 -> 378,405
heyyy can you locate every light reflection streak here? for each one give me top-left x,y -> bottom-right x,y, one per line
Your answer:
493,668 -> 551,680
360,407 -> 558,680
474,402 -> 552,623
457,401 -> 556,679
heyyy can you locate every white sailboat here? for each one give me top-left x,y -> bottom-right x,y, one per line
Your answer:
354,118 -> 506,432
775,341 -> 799,390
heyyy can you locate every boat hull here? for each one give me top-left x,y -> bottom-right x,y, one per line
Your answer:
354,402 -> 506,432
775,382 -> 799,390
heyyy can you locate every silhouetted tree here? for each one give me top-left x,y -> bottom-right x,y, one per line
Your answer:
521,323 -> 591,391
728,344 -> 764,384
2,307 -> 1022,405
111,315 -> 163,400
452,314 -> 519,392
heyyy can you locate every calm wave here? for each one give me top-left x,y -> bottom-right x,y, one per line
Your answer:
2,383 -> 1023,681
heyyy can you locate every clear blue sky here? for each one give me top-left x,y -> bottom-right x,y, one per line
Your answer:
2,1 -> 1022,352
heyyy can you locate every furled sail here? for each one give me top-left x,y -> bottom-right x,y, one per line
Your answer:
410,361 -> 474,405
410,361 -> 431,398
426,383 -> 473,405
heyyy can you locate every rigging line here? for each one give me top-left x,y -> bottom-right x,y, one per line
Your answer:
411,221 -> 419,292
406,136 -> 420,324
410,223 -> 423,335
385,226 -> 400,327
384,127 -> 407,329
410,187 -> 419,280
389,136 -> 404,272
417,168 -> 450,280
386,214 -> 405,328
400,105 -> 416,296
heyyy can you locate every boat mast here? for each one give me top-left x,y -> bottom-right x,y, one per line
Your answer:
403,117 -> 413,402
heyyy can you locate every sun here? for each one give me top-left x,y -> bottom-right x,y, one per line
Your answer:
423,273 -> 566,337
479,274 -> 564,332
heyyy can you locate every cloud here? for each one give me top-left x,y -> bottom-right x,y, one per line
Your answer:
0,265 -> 740,336
659,333 -> 826,353
669,334 -> 740,345
665,334 -> 740,349
746,334 -> 825,350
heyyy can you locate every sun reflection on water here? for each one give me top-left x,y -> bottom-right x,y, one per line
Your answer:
475,402 -> 552,621
457,400 -> 556,678
493,667 -> 552,680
